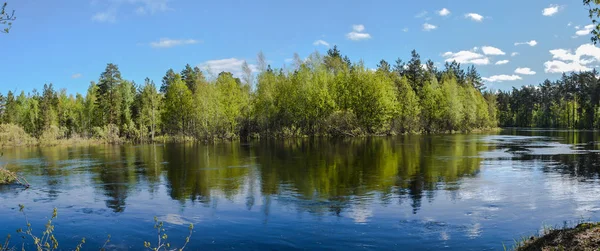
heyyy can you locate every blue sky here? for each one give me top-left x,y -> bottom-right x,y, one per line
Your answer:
1,0 -> 598,94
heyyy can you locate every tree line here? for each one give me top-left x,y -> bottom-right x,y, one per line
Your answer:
0,47 -> 499,143
497,71 -> 600,129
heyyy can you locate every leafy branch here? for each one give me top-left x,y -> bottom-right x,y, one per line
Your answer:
0,2 -> 16,34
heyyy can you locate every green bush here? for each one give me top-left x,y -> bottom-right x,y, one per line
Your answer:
38,125 -> 64,146
325,110 -> 363,137
92,124 -> 121,144
0,124 -> 36,147
0,168 -> 16,185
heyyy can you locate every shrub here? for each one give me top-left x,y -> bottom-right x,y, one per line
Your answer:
0,168 -> 16,185
38,125 -> 64,146
92,124 -> 121,144
325,110 -> 363,137
0,124 -> 36,147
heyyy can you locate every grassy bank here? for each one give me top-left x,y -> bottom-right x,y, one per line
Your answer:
514,222 -> 600,251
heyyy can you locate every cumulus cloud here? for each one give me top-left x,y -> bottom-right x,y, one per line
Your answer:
198,58 -> 257,77
402,27 -> 409,32
465,13 -> 484,22
495,60 -> 509,65
482,74 -> 522,83
575,24 -> 594,37
514,40 -> 538,46
511,52 -> 519,57
438,8 -> 451,16
515,67 -> 536,75
542,4 -> 560,16
346,24 -> 371,41
423,23 -> 437,31
150,38 -> 199,48
544,43 -> 600,73
313,39 -> 330,47
482,46 -> 505,55
442,49 -> 490,65
71,73 -> 82,79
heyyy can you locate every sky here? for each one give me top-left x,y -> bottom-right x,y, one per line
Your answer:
1,0 -> 599,94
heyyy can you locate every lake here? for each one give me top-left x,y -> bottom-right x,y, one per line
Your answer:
1,129 -> 600,250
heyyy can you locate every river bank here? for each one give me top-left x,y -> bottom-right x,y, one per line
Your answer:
516,223 -> 600,251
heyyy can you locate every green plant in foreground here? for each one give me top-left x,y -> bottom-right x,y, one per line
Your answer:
144,216 -> 193,251
16,204 -> 60,251
1,206 -> 193,251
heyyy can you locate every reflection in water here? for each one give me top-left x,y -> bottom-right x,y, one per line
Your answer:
0,136 -> 492,215
2,130 -> 600,250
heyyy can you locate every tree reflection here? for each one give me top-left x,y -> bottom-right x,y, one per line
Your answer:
1,135 -> 493,215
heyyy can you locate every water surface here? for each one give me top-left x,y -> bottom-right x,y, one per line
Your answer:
2,129 -> 600,250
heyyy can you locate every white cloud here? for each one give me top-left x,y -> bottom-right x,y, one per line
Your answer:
438,8 -> 451,16
515,67 -> 536,75
423,23 -> 437,31
442,50 -> 490,65
575,24 -> 594,36
511,52 -> 519,57
131,0 -> 170,15
92,10 -> 116,23
514,40 -> 538,46
465,13 -> 484,22
542,4 -> 560,16
544,60 -> 590,73
495,60 -> 509,65
92,0 -> 171,23
150,38 -> 199,48
352,24 -> 365,32
198,58 -> 257,77
346,24 -> 371,41
544,43 -> 600,73
402,27 -> 409,32
313,39 -> 330,47
415,11 -> 428,18
482,46 -> 505,55
71,73 -> 82,79
568,22 -> 573,27
482,74 -> 522,83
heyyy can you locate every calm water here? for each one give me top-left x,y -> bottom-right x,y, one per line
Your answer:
2,129 -> 600,250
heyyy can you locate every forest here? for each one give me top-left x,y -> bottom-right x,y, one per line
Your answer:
497,71 -> 600,129
0,47 -> 500,144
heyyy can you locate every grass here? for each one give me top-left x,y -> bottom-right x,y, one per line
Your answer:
508,221 -> 600,251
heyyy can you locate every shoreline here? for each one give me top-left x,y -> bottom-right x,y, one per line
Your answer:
0,127 -> 503,148
515,222 -> 600,251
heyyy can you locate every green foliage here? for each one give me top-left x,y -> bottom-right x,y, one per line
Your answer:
496,72 -> 600,129
0,47 -> 498,142
0,168 -> 16,184
38,125 -> 64,146
92,124 -> 121,144
162,75 -> 193,137
0,123 -> 35,147
584,0 -> 600,44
